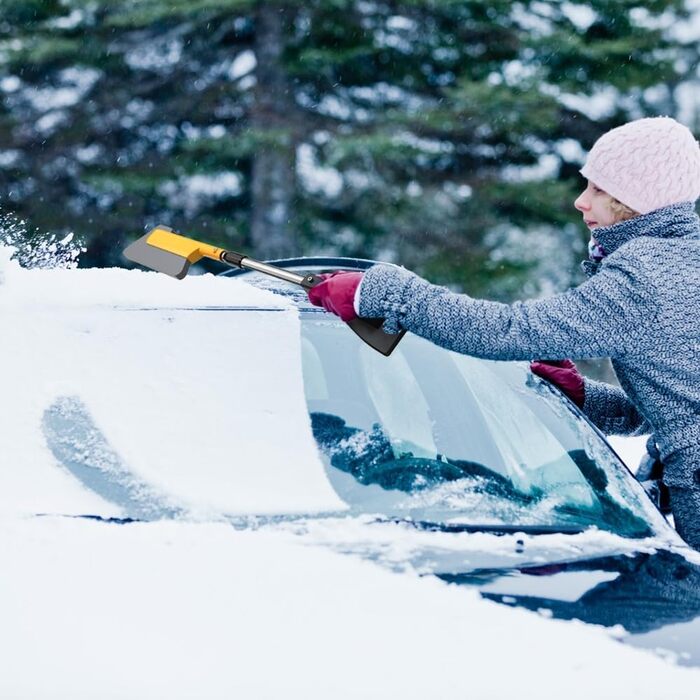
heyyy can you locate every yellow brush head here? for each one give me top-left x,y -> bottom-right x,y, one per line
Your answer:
123,226 -> 223,279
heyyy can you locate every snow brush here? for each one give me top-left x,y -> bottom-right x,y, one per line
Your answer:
123,225 -> 406,356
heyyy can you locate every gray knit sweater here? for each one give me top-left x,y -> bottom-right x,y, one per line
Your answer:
358,202 -> 700,489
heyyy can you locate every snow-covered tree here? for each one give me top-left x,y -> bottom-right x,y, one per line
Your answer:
0,0 -> 696,297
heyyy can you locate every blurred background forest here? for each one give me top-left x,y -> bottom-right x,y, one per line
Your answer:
0,0 -> 698,307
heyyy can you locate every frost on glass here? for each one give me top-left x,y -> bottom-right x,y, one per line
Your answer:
301,320 -> 657,537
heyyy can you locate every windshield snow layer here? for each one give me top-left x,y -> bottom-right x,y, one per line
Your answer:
0,252 -> 345,517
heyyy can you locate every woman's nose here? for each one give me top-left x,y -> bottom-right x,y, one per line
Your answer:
574,192 -> 589,212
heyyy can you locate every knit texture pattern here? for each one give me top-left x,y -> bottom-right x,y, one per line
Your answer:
359,203 -> 700,492
580,117 -> 700,215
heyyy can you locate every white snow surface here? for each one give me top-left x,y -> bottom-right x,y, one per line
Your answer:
0,248 -> 344,517
1,516 -> 698,699
609,435 -> 649,475
1,247 -> 699,697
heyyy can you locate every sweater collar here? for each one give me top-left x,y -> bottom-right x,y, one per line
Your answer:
582,202 -> 700,276
592,201 -> 700,257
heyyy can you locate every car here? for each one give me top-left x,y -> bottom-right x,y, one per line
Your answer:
42,256 -> 700,668
221,257 -> 700,667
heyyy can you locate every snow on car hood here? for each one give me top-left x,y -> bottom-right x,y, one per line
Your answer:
0,247 -> 346,517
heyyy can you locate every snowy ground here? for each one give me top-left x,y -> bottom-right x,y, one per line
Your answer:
1,247 -> 698,698
608,435 -> 649,475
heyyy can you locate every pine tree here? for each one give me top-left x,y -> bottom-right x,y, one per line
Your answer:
0,0 -> 695,299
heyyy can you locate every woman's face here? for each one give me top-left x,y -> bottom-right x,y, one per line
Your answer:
574,180 -> 618,229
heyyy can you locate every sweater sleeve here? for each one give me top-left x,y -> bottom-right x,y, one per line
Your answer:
358,252 -> 656,361
582,378 -> 652,436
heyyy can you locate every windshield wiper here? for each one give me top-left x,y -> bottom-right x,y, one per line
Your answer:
388,519 -> 587,536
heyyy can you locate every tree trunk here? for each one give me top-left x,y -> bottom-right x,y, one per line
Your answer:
250,2 -> 298,259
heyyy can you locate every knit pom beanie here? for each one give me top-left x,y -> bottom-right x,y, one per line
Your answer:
580,116 -> 700,215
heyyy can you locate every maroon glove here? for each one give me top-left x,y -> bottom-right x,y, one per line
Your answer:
307,271 -> 363,322
530,359 -> 585,408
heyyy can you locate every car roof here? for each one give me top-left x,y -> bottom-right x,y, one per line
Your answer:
219,256 -> 380,308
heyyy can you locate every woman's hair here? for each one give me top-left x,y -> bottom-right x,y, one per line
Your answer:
608,195 -> 639,222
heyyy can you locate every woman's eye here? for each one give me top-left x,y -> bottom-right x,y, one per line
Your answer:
592,185 -> 604,194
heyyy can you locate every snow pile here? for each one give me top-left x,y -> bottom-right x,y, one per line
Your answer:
0,247 -> 344,517
270,513 -> 687,580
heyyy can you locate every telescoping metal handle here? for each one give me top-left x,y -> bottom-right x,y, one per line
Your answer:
222,251 -> 308,285
220,251 -> 406,357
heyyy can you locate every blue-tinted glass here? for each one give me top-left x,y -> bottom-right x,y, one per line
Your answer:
300,316 -> 662,537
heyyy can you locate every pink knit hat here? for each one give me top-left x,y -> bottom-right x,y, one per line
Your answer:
580,116 -> 700,215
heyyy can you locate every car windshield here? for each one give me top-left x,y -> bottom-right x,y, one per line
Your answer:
300,315 -> 662,538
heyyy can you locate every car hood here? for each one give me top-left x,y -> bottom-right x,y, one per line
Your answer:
271,514 -> 699,665
443,546 -> 700,666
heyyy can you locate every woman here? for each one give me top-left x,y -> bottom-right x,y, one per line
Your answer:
308,116 -> 700,549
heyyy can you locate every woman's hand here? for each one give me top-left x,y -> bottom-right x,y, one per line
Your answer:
307,271 -> 363,322
530,359 -> 585,408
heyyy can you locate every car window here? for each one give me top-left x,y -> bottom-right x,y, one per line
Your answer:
300,316 -> 662,538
